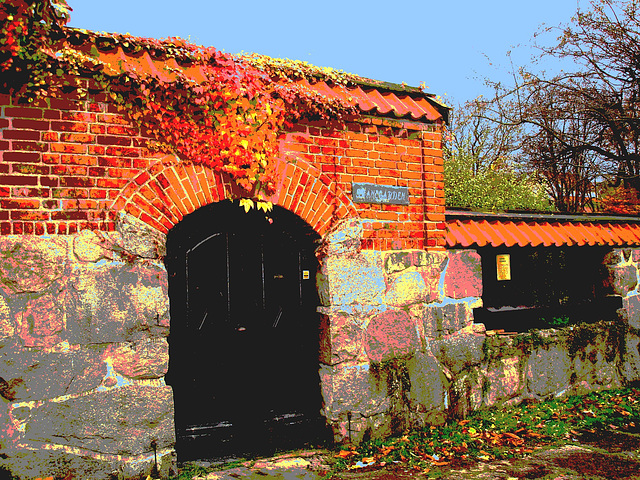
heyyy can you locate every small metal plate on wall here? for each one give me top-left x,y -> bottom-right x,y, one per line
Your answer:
302,270 -> 310,280
352,182 -> 409,205
496,254 -> 511,281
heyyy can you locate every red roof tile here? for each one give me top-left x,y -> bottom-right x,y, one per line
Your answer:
293,80 -> 443,122
66,31 -> 445,123
445,212 -> 640,248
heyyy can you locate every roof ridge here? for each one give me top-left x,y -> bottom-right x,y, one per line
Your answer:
63,27 -> 446,99
445,208 -> 640,224
60,26 -> 446,122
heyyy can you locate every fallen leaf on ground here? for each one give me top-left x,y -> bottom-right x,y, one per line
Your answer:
335,450 -> 357,458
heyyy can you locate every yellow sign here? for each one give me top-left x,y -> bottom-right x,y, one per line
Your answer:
496,254 -> 511,281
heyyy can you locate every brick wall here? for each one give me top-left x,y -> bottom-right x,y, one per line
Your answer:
282,117 -> 445,250
0,90 -> 445,249
0,91 -> 151,235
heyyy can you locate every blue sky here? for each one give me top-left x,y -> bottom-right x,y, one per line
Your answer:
68,1 -> 581,106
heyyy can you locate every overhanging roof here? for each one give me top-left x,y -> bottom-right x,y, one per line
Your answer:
445,210 -> 640,248
62,28 -> 446,123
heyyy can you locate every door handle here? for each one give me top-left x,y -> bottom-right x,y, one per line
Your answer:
272,307 -> 283,328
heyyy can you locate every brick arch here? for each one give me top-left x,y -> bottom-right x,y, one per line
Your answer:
271,155 -> 358,235
110,154 -> 358,235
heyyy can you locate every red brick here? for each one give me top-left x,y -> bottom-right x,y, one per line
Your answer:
3,129 -> 40,141
51,210 -> 87,220
43,109 -> 61,120
87,103 -> 104,113
401,171 -> 422,180
52,165 -> 87,176
90,189 -> 108,199
98,135 -> 132,146
4,107 -> 43,119
52,188 -> 88,198
42,132 -> 59,142
374,144 -> 397,153
0,175 -> 38,185
12,119 -> 49,130
287,143 -> 308,153
98,157 -> 132,167
321,164 -> 344,173
97,178 -> 128,189
51,121 -> 88,133
88,145 -> 106,155
107,167 -> 136,179
60,111 -> 95,122
105,146 -> 139,157
12,141 -> 48,152
10,210 -> 49,221
62,199 -> 96,210
48,98 -> 78,111
60,154 -> 97,166
106,125 -> 139,136
1,198 -> 40,209
40,176 -> 59,187
134,172 -> 151,186
379,153 -> 401,162
59,133 -> 95,143
59,176 -> 94,187
12,164 -> 50,175
100,113 -> 130,125
132,158 -> 150,169
51,143 -> 86,154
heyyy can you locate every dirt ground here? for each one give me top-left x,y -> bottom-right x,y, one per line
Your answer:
191,429 -> 640,480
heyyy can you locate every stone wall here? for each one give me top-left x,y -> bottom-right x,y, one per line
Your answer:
0,213 -> 176,479
317,223 -> 640,444
2,213 -> 640,478
316,220 -> 484,443
604,248 -> 640,383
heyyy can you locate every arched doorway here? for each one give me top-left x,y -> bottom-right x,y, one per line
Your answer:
165,200 -> 327,460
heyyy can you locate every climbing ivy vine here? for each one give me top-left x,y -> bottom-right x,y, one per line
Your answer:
0,0 -> 357,202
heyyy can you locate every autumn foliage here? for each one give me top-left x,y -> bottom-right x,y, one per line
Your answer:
0,0 -> 356,201
596,185 -> 640,215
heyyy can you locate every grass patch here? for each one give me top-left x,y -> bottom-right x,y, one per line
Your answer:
170,458 -> 249,480
329,386 -> 640,477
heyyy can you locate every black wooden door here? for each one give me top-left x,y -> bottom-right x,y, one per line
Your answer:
165,201 -> 326,460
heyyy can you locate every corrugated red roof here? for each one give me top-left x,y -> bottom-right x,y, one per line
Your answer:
445,211 -> 640,248
65,31 -> 444,122
292,79 -> 442,121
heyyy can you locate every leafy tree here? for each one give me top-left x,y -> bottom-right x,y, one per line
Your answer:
444,100 -> 552,212
444,148 -> 552,212
517,84 -> 602,212
487,0 -> 640,212
596,184 -> 640,214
